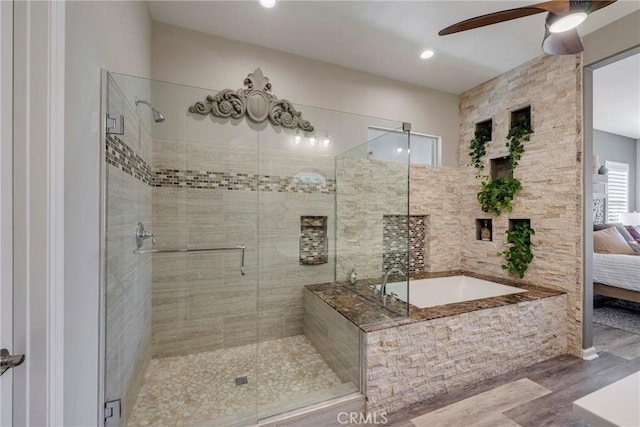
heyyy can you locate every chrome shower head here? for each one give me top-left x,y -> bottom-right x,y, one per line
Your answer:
135,98 -> 165,123
152,108 -> 165,123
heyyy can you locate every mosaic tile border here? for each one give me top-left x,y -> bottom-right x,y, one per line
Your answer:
154,169 -> 336,194
106,135 -> 154,185
105,137 -> 336,194
383,215 -> 426,274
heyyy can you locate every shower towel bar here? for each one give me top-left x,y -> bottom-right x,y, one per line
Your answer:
133,245 -> 247,275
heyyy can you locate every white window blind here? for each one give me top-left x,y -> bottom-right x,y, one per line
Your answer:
606,160 -> 629,223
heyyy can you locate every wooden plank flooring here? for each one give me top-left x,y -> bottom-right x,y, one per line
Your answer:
386,323 -> 640,427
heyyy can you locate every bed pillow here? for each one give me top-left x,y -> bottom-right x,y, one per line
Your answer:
593,227 -> 636,255
629,241 -> 640,255
594,223 -> 635,243
626,225 -> 640,241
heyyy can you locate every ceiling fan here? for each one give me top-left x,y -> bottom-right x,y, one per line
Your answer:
438,1 -> 617,55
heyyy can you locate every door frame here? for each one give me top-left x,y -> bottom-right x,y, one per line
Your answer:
6,0 -> 66,424
0,0 -> 14,423
582,45 -> 640,359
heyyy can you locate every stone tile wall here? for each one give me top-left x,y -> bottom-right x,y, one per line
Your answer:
336,157 -> 409,281
364,295 -> 567,415
105,75 -> 153,423
456,54 -> 584,356
409,165 -> 465,273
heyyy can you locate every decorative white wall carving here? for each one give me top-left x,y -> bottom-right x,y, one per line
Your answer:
189,68 -> 314,131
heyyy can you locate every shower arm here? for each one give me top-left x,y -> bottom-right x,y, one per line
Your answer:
133,245 -> 247,276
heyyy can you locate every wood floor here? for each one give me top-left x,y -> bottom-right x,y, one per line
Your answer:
386,323 -> 640,427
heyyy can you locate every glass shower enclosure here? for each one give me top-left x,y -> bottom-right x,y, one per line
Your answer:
102,71 -> 410,426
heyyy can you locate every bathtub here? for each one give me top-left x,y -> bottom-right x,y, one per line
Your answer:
383,275 -> 527,308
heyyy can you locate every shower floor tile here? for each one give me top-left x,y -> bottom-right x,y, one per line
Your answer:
128,334 -> 356,426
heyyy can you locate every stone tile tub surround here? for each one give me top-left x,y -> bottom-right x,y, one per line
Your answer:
304,273 -> 566,416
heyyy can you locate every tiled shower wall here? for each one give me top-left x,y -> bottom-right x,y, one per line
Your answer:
150,137 -> 336,358
105,77 -> 152,422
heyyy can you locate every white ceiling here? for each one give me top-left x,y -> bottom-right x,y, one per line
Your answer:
148,1 -> 640,138
594,53 -> 640,139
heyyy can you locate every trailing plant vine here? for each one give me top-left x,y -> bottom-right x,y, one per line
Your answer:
506,117 -> 532,170
497,222 -> 535,278
468,127 -> 491,177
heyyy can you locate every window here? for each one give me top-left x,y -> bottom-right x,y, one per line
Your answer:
367,127 -> 441,166
606,160 -> 629,223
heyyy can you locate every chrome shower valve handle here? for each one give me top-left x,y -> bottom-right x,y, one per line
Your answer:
135,222 -> 156,249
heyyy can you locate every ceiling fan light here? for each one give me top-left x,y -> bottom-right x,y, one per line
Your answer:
259,0 -> 277,8
548,11 -> 588,33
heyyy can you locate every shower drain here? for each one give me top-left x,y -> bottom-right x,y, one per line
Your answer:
235,376 -> 248,386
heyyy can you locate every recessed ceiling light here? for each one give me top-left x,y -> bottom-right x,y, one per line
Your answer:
260,0 -> 277,8
420,50 -> 435,60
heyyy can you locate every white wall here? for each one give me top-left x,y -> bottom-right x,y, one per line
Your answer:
64,2 -> 151,425
150,22 -> 461,166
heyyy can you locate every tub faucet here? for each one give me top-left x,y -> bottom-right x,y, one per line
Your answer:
381,268 -> 405,297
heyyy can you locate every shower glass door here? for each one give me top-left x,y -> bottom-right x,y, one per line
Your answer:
104,71 -> 411,426
104,73 -> 260,426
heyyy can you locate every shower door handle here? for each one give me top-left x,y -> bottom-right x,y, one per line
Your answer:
0,348 -> 25,376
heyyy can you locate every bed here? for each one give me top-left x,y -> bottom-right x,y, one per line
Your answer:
592,253 -> 640,303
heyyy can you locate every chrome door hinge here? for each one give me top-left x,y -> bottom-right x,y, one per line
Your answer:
104,399 -> 121,423
106,113 -> 124,135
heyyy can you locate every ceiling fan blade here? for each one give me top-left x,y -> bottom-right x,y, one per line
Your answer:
438,7 -> 547,36
439,0 -> 617,36
521,1 -> 616,15
542,27 -> 584,55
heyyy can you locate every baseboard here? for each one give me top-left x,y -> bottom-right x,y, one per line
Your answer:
582,346 -> 599,361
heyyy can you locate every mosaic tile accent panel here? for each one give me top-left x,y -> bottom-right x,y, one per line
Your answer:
383,215 -> 426,274
105,136 -> 335,194
300,216 -> 328,265
106,135 -> 154,185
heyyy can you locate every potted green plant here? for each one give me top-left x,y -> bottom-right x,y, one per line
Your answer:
497,222 -> 535,278
477,177 -> 522,215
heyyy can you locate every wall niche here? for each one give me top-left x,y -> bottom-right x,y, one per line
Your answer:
300,216 -> 328,265
475,119 -> 493,141
509,219 -> 532,242
475,219 -> 493,241
490,157 -> 513,181
510,106 -> 532,130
